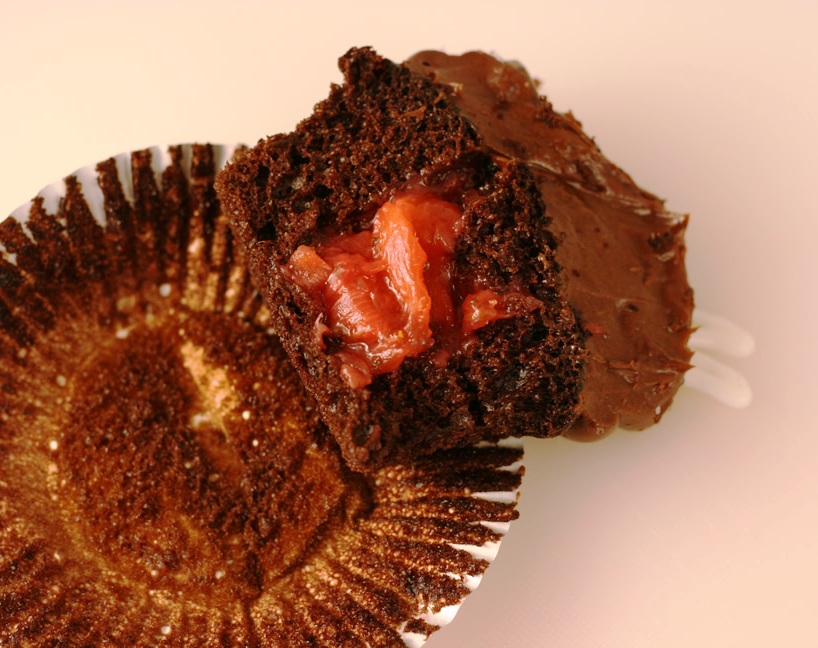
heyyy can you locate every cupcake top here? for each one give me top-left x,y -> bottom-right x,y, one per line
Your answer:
404,50 -> 694,439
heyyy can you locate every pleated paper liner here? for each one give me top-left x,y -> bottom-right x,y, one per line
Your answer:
0,144 -> 523,646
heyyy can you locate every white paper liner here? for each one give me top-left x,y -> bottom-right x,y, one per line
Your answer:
0,144 -> 523,647
686,309 -> 754,408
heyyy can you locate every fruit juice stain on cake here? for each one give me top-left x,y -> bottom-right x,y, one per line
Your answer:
285,190 -> 542,388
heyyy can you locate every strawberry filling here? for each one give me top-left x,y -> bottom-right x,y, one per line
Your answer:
284,192 -> 540,388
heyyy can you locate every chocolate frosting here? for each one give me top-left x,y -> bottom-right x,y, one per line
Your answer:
405,51 -> 694,439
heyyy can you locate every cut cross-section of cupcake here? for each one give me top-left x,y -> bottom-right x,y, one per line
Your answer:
0,144 -> 522,646
217,48 -> 587,472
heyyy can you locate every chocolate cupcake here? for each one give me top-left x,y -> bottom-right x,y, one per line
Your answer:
215,47 -> 697,473
0,144 -> 522,646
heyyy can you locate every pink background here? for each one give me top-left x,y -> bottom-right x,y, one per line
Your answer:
1,1 -> 816,646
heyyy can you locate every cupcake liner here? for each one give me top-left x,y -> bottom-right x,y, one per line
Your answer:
685,310 -> 754,408
0,144 -> 523,646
